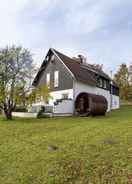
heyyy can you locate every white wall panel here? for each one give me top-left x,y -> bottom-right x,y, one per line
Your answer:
74,81 -> 112,111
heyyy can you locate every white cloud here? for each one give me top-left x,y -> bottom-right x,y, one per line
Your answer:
0,0 -> 28,46
0,0 -> 132,74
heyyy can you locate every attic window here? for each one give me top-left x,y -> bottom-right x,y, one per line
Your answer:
54,71 -> 59,87
46,73 -> 50,86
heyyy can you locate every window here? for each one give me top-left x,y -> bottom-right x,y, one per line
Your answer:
51,55 -> 55,62
62,93 -> 69,99
54,71 -> 59,87
46,73 -> 50,86
103,80 -> 107,89
45,56 -> 49,62
98,78 -> 103,88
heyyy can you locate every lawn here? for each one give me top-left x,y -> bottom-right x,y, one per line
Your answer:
0,106 -> 132,184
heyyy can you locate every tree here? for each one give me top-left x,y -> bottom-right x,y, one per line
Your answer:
114,63 -> 130,100
0,46 -> 34,120
27,85 -> 51,106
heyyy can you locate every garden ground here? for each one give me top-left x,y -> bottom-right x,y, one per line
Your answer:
0,105 -> 132,184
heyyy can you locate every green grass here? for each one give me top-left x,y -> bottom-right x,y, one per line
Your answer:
0,106 -> 132,184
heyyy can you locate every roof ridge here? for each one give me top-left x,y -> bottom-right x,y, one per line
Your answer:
53,48 -> 110,80
52,48 -> 82,64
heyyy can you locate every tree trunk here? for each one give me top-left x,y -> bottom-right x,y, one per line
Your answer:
1,99 -> 16,120
4,110 -> 12,120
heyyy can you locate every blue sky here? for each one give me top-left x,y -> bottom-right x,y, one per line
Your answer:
0,0 -> 132,74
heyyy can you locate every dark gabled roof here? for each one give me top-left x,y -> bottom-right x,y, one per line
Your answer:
33,49 -> 52,86
53,49 -> 97,86
80,63 -> 111,80
33,48 -> 111,86
53,49 -> 111,82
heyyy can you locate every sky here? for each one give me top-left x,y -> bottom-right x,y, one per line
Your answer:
0,0 -> 132,74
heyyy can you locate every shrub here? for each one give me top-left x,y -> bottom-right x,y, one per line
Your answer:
14,106 -> 27,112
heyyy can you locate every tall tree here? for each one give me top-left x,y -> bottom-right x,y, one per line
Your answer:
0,46 -> 34,119
114,64 -> 130,100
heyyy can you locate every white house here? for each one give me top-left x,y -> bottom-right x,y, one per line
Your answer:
32,48 -> 120,116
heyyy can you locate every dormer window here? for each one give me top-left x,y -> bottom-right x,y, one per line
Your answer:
54,71 -> 59,87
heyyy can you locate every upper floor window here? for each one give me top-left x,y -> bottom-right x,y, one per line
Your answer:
46,73 -> 50,86
45,56 -> 49,62
51,55 -> 55,62
103,80 -> 107,89
98,78 -> 103,88
54,71 -> 59,87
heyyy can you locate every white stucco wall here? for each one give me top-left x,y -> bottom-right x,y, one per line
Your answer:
31,82 -> 120,115
12,112 -> 37,118
111,95 -> 120,109
49,89 -> 73,105
49,89 -> 74,114
54,100 -> 74,114
74,81 -> 111,112
29,89 -> 74,114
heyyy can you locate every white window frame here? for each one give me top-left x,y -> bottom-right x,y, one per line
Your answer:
104,80 -> 107,89
54,71 -> 59,87
98,78 -> 103,88
46,73 -> 50,86
51,55 -> 55,61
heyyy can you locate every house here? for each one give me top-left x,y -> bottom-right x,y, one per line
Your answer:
32,48 -> 120,116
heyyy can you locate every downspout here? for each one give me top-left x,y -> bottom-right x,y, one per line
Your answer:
73,78 -> 77,115
110,82 -> 113,111
110,71 -> 113,111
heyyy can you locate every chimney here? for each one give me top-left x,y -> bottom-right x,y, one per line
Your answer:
78,55 -> 87,64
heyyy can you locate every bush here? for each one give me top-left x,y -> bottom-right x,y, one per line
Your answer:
37,106 -> 53,118
37,113 -> 52,118
14,106 -> 27,112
